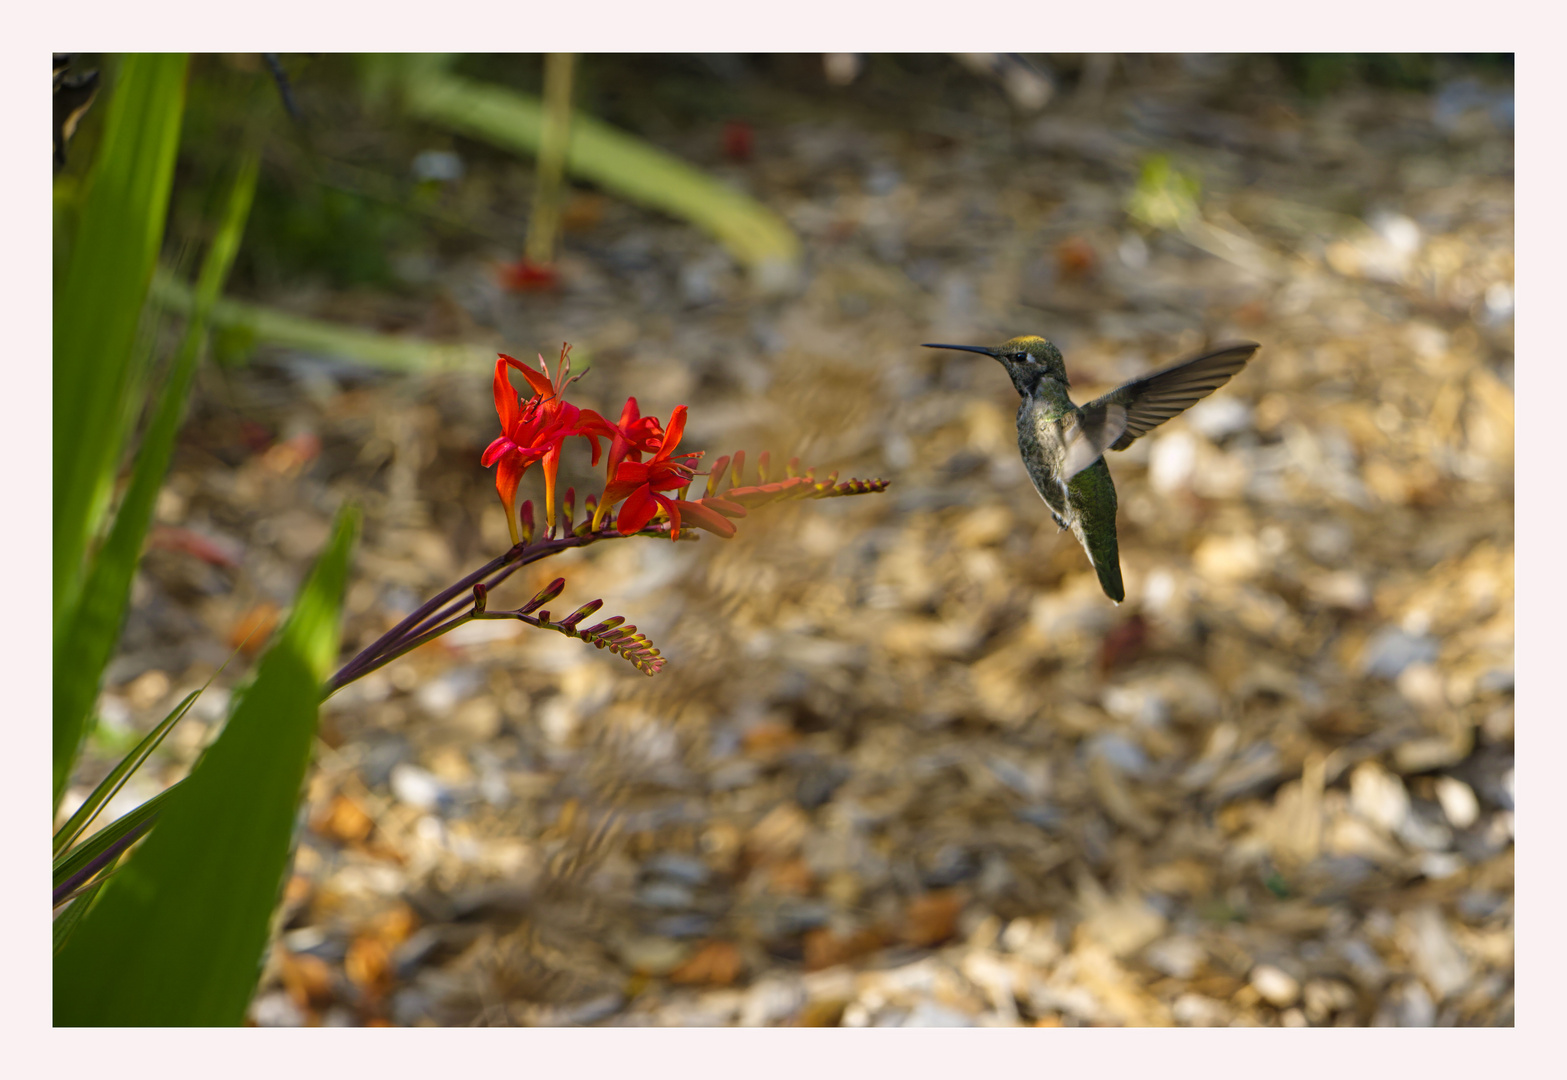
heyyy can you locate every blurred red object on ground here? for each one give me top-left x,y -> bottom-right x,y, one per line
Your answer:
1056,235 -> 1098,278
722,120 -> 754,162
498,257 -> 560,292
147,525 -> 243,568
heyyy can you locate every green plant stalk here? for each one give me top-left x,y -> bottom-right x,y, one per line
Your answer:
55,509 -> 359,1026
523,52 -> 575,266
54,53 -> 189,624
53,148 -> 258,808
401,68 -> 803,293
149,272 -> 498,372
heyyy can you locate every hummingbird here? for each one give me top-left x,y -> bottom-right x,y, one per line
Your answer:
922,335 -> 1259,603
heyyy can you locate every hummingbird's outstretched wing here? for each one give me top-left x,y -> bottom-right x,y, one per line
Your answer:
1060,402 -> 1128,480
1084,342 -> 1260,452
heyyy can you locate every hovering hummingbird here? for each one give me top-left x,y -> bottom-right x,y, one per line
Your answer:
922,336 -> 1259,603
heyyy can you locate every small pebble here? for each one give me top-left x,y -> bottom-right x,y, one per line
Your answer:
901,1001 -> 975,1027
1303,979 -> 1356,1024
1350,762 -> 1410,833
739,976 -> 806,1027
389,764 -> 446,811
1435,776 -> 1480,830
250,990 -> 304,1027
1376,980 -> 1436,1027
1172,993 -> 1231,1027
1250,963 -> 1301,1008
1144,935 -> 1205,980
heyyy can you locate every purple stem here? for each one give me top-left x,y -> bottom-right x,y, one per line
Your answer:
324,525 -> 661,696
54,818 -> 154,907
329,543 -> 522,689
401,558 -> 527,640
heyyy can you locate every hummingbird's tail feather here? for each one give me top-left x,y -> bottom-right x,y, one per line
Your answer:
1088,543 -> 1125,604
1066,459 -> 1124,604
1068,513 -> 1124,603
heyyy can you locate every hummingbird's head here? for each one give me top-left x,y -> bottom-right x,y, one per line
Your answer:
922,334 -> 1067,397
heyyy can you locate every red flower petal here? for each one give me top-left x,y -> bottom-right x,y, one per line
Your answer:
601,480 -> 641,506
519,363 -> 555,400
495,453 -> 528,517
492,357 -> 521,431
660,494 -> 682,538
648,469 -> 693,493
576,408 -> 614,465
484,434 -> 524,468
610,460 -> 651,487
542,442 -> 564,529
608,397 -> 646,476
616,485 -> 660,534
653,405 -> 688,463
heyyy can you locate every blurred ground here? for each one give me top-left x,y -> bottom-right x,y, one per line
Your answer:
66,54 -> 1513,1027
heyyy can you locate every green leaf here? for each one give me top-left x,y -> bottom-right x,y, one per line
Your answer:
53,147 -> 259,807
53,782 -> 178,895
54,509 -> 359,1026
54,878 -> 109,957
53,53 -> 189,626
53,691 -> 199,858
401,65 -> 802,293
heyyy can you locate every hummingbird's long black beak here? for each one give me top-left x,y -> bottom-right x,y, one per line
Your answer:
922,343 -> 998,356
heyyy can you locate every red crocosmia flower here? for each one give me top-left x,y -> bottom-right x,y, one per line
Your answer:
598,405 -> 710,538
603,397 -> 668,481
481,348 -> 612,542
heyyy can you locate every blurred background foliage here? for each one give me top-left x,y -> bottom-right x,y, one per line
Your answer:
55,52 -> 1512,1027
59,53 -> 1515,297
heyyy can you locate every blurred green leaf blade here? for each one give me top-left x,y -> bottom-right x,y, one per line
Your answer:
54,508 -> 359,1026
53,690 -> 199,857
53,53 -> 189,624
149,272 -> 496,372
54,878 -> 108,957
53,782 -> 177,893
402,67 -> 802,292
53,148 -> 258,806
